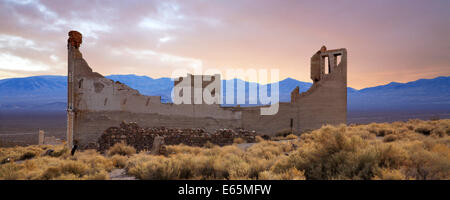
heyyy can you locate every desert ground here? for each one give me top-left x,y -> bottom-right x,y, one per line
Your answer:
1,110 -> 448,147
0,119 -> 449,180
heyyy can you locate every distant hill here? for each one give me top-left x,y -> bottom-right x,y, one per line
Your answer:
0,76 -> 66,109
0,75 -> 449,116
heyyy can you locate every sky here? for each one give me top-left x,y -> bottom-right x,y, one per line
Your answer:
0,0 -> 449,89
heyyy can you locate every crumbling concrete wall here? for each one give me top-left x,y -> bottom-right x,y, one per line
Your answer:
296,47 -> 347,131
66,31 -> 347,148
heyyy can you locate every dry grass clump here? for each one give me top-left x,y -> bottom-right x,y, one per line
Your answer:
75,149 -> 114,173
126,141 -> 298,180
0,145 -> 45,163
164,144 -> 209,155
0,162 -> 22,180
0,145 -> 113,180
280,120 -> 450,180
285,134 -> 298,140
0,145 -> 71,165
107,142 -> 136,156
49,146 -> 70,158
259,168 -> 305,180
127,146 -> 247,180
286,127 -> 385,179
374,169 -> 407,180
111,155 -> 128,168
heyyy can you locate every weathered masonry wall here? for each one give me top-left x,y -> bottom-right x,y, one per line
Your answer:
97,122 -> 256,152
67,31 -> 347,148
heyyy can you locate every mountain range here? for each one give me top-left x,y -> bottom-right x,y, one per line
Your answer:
0,75 -> 449,115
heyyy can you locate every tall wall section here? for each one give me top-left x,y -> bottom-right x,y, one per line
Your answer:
296,47 -> 347,131
239,47 -> 347,133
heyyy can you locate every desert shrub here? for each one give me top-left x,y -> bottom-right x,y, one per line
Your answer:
128,155 -> 176,179
127,145 -> 251,180
216,153 -> 249,179
49,147 -> 70,158
39,160 -> 89,180
285,134 -> 298,140
401,143 -> 450,180
346,127 -> 376,140
39,159 -> 110,180
111,155 -> 128,168
383,134 -> 398,142
59,160 -> 89,177
0,149 -> 113,180
374,169 -> 406,180
378,144 -> 408,169
0,163 -> 22,180
246,158 -> 270,179
0,145 -> 45,162
272,133 -> 299,141
76,150 -> 114,173
247,141 -> 291,160
107,142 -> 136,156
41,167 -> 60,179
246,146 -> 293,179
164,144 -> 204,155
373,126 -> 394,136
181,154 -> 216,179
270,156 -> 292,174
125,152 -> 155,171
287,127 -> 382,180
0,148 -> 111,180
83,170 -> 109,180
259,168 -> 305,180
431,128 -> 447,137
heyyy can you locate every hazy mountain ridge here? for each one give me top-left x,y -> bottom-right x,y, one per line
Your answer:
348,76 -> 450,111
0,75 -> 449,113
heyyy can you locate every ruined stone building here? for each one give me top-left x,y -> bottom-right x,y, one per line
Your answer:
66,31 -> 347,148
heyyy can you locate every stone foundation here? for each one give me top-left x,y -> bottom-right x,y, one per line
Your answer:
97,122 -> 257,152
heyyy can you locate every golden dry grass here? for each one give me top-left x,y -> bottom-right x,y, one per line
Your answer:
0,147 -> 113,180
107,142 -> 136,156
0,119 -> 449,180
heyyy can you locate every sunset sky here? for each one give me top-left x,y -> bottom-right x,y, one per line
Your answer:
0,0 -> 448,89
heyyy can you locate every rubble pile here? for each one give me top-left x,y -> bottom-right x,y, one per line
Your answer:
98,122 -> 256,152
